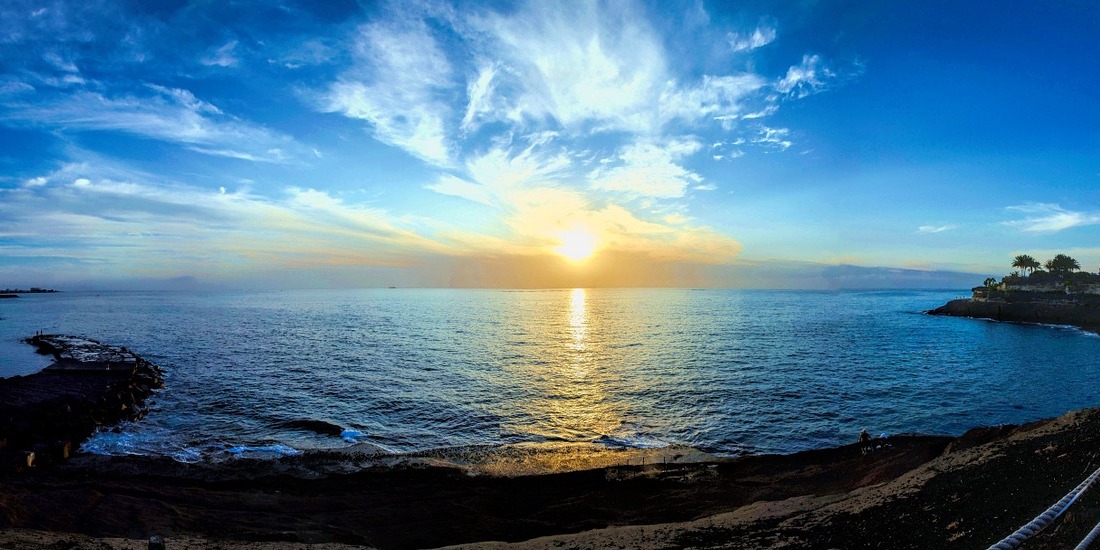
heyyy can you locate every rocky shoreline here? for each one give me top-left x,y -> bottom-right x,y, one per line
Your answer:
928,287 -> 1100,333
4,406 -> 1100,548
0,335 -> 163,470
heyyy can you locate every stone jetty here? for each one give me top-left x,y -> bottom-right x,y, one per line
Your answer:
0,335 -> 163,470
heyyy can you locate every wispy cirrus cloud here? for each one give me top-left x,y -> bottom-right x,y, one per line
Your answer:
427,139 -> 572,207
461,63 -> 502,133
0,162 -> 444,277
467,1 -> 670,133
751,126 -> 792,151
1004,203 -> 1100,232
917,225 -> 957,233
425,141 -> 739,263
728,25 -> 776,52
306,0 -> 856,222
321,18 -> 454,166
589,138 -> 704,198
776,54 -> 834,98
660,75 -> 767,127
200,40 -> 240,68
467,2 -> 773,135
4,84 -> 305,163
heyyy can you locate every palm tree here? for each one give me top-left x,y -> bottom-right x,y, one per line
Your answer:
1012,254 -> 1041,275
1045,254 -> 1081,275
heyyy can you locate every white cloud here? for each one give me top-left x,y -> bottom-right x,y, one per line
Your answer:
201,40 -> 239,68
419,140 -> 739,264
752,126 -> 792,150
6,86 -> 301,163
728,26 -> 776,52
322,20 -> 454,166
0,80 -> 35,95
0,163 -> 441,275
1004,203 -> 1100,232
43,52 -> 79,73
467,4 -> 770,135
427,140 -> 573,206
472,1 -> 668,133
427,174 -> 497,206
776,54 -> 833,98
660,74 -> 766,126
740,104 -> 778,120
917,225 -> 956,233
271,39 -> 338,69
317,0 -> 817,173
589,138 -> 704,198
462,63 -> 500,133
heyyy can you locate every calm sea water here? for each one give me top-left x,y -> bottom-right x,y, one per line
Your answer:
2,289 -> 1099,462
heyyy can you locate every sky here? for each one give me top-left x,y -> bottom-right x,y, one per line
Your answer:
1,0 -> 1098,290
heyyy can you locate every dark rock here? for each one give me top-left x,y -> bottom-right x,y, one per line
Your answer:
928,293 -> 1100,333
0,450 -> 35,470
0,335 -> 163,469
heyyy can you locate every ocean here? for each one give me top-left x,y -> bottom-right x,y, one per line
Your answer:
2,288 -> 1099,463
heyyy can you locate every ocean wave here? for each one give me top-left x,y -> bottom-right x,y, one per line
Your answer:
341,428 -> 366,443
81,427 -> 204,462
225,443 -> 300,458
170,446 -> 204,463
596,431 -> 670,449
80,429 -> 145,456
274,418 -> 346,437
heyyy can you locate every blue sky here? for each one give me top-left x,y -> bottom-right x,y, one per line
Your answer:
1,0 -> 1098,289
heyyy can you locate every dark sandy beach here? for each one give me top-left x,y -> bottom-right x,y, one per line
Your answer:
5,404 -> 1100,549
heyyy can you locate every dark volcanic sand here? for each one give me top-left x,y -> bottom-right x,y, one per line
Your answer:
5,406 -> 1100,549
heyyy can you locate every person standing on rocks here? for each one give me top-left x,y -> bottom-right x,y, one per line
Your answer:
859,428 -> 873,455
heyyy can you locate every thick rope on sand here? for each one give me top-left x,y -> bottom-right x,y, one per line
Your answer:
987,464 -> 1100,550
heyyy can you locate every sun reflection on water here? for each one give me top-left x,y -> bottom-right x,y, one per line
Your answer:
568,287 -> 587,352
503,288 -> 627,444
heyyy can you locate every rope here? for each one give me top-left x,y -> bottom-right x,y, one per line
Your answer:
1074,518 -> 1100,550
986,465 -> 1100,550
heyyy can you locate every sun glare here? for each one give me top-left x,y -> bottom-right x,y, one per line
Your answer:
554,229 -> 598,263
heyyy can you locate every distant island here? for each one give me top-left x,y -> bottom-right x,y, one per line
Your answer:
929,253 -> 1100,332
0,287 -> 59,297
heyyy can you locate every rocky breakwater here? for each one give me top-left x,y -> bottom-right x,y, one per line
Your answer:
928,287 -> 1100,333
0,335 -> 163,470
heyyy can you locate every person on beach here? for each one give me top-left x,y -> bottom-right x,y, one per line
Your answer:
859,428 -> 873,455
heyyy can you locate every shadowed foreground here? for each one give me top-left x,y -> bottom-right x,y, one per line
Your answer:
5,405 -> 1100,549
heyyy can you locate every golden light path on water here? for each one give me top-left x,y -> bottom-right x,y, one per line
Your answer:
459,288 -> 714,476
506,288 -> 626,443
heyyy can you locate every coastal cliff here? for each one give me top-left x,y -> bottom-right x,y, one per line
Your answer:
928,287 -> 1100,333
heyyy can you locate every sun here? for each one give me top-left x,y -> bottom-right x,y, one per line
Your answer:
554,228 -> 598,263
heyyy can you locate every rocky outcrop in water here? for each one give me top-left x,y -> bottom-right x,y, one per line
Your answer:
928,288 -> 1100,333
0,335 -> 163,470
